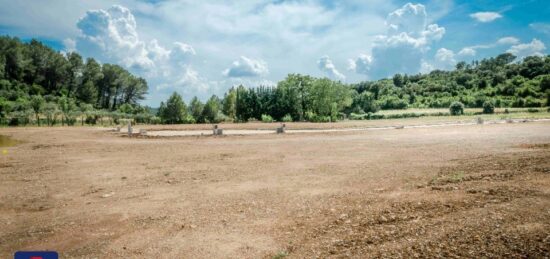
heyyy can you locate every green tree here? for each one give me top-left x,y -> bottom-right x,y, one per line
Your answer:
222,88 -> 237,120
42,102 -> 59,126
202,95 -> 221,123
58,96 -> 77,125
188,96 -> 204,123
30,95 -> 44,125
159,92 -> 188,124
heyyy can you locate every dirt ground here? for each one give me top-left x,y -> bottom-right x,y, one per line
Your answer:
0,120 -> 549,258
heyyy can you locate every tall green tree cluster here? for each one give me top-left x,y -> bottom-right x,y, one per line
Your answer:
0,36 -> 149,125
159,75 -> 353,123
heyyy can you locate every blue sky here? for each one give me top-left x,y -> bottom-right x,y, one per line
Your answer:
0,0 -> 548,106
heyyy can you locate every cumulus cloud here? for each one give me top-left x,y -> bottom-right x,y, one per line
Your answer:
317,55 -> 345,80
347,54 -> 372,74
222,56 -> 268,77
433,48 -> 456,70
507,39 -> 546,59
458,47 -> 476,57
349,3 -> 445,78
470,12 -> 502,23
71,5 -> 211,100
75,5 -> 155,72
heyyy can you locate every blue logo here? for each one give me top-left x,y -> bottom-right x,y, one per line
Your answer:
14,251 -> 58,259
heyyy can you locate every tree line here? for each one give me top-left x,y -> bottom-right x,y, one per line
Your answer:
158,53 -> 550,124
1,36 -> 549,126
0,36 -> 149,126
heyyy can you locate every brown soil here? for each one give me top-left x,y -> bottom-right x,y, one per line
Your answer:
0,121 -> 549,258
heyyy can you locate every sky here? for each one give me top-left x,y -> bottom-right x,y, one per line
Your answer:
0,0 -> 549,106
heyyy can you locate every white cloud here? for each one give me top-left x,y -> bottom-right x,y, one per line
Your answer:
456,36 -> 521,58
458,47 -> 476,57
497,37 -> 519,45
317,55 -> 345,80
386,3 -> 427,36
529,23 -> 550,35
347,54 -> 372,75
420,60 -> 434,74
63,38 -> 76,52
470,12 -> 502,23
75,5 -> 153,71
433,48 -> 456,70
72,5 -> 213,100
222,56 -> 268,77
507,39 -> 546,59
349,2 -> 445,78
170,42 -> 196,66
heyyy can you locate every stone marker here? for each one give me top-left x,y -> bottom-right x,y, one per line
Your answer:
128,121 -> 133,136
212,125 -> 223,135
476,117 -> 484,124
277,123 -> 286,134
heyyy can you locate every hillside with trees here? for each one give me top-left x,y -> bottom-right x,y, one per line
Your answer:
159,53 -> 550,123
0,36 -> 150,125
0,36 -> 549,126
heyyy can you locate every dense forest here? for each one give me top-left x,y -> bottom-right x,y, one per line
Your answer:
1,36 -> 549,126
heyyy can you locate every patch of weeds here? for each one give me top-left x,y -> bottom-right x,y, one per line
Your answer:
272,250 -> 288,259
429,171 -> 464,185
449,172 -> 464,183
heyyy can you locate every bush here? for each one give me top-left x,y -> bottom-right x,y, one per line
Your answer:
281,114 -> 293,122
449,101 -> 464,115
367,113 -> 385,120
523,97 -> 543,107
149,116 -> 162,124
305,111 -> 331,122
527,108 -> 539,113
482,100 -> 495,114
349,113 -> 368,120
261,114 -> 274,123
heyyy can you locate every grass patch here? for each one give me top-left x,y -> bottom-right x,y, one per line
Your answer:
429,171 -> 465,185
272,251 -> 288,259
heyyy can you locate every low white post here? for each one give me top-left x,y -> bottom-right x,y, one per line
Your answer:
128,121 -> 133,136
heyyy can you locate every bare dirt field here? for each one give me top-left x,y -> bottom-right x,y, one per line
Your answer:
1,120 -> 549,258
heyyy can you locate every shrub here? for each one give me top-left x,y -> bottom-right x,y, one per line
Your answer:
349,113 -> 368,120
482,100 -> 495,114
367,113 -> 385,120
305,111 -> 331,122
449,101 -> 464,115
281,114 -> 293,122
149,116 -> 162,124
261,114 -> 274,122
527,108 -> 539,113
523,97 -> 543,107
